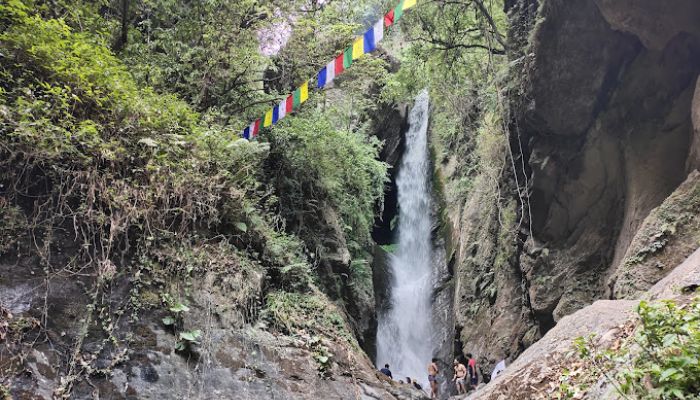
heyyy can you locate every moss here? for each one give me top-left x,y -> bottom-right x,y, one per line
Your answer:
263,291 -> 356,346
624,178 -> 700,268
429,141 -> 457,260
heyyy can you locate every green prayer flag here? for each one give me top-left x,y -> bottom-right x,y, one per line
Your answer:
394,0 -> 405,20
343,46 -> 353,69
293,88 -> 301,108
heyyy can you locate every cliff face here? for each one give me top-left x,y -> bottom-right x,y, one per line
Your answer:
437,0 -> 700,372
468,248 -> 700,400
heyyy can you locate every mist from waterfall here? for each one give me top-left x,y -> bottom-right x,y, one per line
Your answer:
376,90 -> 434,388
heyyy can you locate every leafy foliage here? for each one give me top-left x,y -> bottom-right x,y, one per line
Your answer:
263,291 -> 352,343
618,298 -> 700,398
569,297 -> 700,400
266,111 -> 388,250
0,0 -> 401,395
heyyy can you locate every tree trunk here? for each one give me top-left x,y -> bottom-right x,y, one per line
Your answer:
113,0 -> 129,52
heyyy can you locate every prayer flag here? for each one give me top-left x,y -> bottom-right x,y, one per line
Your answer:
300,81 -> 309,103
394,0 -> 405,21
373,19 -> 384,44
335,53 -> 345,75
251,119 -> 261,137
293,88 -> 301,108
364,27 -> 376,53
384,9 -> 395,27
285,95 -> 294,114
279,98 -> 287,120
237,0 -> 417,136
352,37 -> 364,60
326,58 -> 336,84
317,67 -> 327,89
343,47 -> 353,69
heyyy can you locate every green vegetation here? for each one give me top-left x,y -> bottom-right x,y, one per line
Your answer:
0,0 -> 393,394
619,299 -> 700,398
564,297 -> 700,399
268,112 -> 388,249
380,243 -> 398,253
263,291 -> 353,343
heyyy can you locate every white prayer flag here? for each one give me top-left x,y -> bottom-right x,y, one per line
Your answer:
278,99 -> 286,120
326,59 -> 336,84
373,18 -> 384,44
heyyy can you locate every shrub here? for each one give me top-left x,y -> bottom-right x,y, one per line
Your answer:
618,298 -> 700,399
266,112 -> 388,250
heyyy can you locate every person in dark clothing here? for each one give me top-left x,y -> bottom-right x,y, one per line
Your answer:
406,377 -> 412,384
412,378 -> 423,391
380,364 -> 393,379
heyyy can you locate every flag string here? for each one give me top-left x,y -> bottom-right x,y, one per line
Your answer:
241,0 -> 417,140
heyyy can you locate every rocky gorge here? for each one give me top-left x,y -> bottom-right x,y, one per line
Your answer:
1,0 -> 699,399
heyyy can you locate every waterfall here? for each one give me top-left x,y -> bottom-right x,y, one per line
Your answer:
376,90 -> 434,388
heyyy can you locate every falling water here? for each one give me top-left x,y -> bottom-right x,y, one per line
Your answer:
376,90 -> 434,387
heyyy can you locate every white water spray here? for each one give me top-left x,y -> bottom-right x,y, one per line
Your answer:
376,90 -> 434,387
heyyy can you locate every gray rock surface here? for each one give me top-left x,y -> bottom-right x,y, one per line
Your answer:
440,0 -> 700,372
466,247 -> 699,400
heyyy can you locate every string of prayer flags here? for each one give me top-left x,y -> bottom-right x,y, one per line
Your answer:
243,119 -> 261,139
241,0 -> 419,139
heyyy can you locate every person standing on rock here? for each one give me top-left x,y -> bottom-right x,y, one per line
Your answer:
466,353 -> 478,390
380,363 -> 393,379
427,358 -> 439,399
452,358 -> 468,394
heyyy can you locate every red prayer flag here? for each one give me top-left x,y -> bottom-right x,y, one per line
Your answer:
285,95 -> 294,114
252,119 -> 261,137
334,53 -> 345,75
384,9 -> 395,27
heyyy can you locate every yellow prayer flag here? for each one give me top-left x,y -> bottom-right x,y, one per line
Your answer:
264,109 -> 273,127
300,81 -> 309,103
403,0 -> 417,10
352,37 -> 365,60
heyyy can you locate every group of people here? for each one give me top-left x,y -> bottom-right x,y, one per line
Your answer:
379,364 -> 425,391
378,354 -> 480,399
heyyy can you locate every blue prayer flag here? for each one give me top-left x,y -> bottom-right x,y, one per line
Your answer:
317,67 -> 327,89
272,105 -> 279,124
242,126 -> 251,139
364,28 -> 376,53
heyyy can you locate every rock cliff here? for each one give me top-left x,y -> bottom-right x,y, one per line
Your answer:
435,0 -> 700,378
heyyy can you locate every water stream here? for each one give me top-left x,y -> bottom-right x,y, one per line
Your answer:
376,90 -> 434,388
